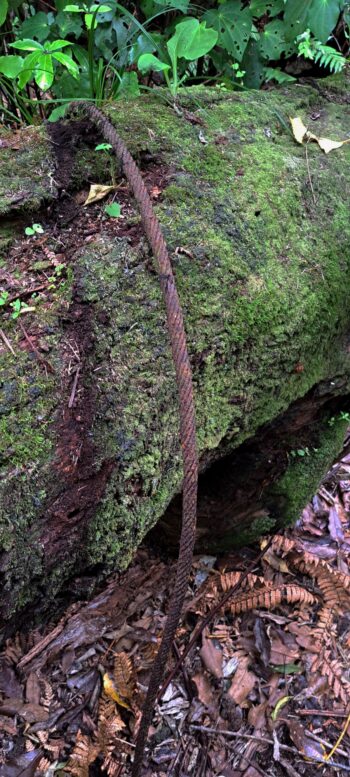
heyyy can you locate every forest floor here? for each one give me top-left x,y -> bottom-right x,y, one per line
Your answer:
1,435 -> 350,777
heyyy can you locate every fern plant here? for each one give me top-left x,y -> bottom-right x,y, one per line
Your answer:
297,29 -> 346,73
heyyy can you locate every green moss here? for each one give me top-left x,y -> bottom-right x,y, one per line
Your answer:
266,415 -> 349,525
0,126 -> 56,215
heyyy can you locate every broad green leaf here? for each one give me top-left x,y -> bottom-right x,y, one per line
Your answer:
241,36 -> 264,87
90,3 -> 111,11
308,0 -> 342,42
204,2 -> 252,61
9,38 -> 43,51
117,70 -> 140,98
0,0 -> 8,26
174,18 -> 218,61
259,20 -> 285,58
63,4 -> 83,10
19,11 -> 50,42
0,54 -> 23,77
283,0 -> 311,41
18,50 -> 42,88
250,0 -> 284,16
35,52 -> 54,90
52,51 -> 79,79
48,103 -> 69,121
138,52 -> 170,72
56,10 -> 83,38
47,39 -> 72,51
154,0 -> 189,9
71,43 -> 89,71
105,202 -> 121,217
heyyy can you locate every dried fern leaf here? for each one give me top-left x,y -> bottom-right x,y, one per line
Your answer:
65,730 -> 98,777
113,652 -> 135,701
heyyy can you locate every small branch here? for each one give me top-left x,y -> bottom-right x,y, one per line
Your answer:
18,320 -> 55,374
0,328 -> 15,355
305,142 -> 316,205
68,366 -> 81,408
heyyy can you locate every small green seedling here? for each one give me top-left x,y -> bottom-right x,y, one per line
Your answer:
232,62 -> 245,80
0,291 -> 9,306
95,143 -> 112,151
95,143 -> 116,183
10,299 -> 34,319
25,223 -> 44,236
10,299 -> 23,319
105,202 -> 121,218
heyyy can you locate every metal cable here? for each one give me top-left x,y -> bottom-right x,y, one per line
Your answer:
67,102 -> 198,776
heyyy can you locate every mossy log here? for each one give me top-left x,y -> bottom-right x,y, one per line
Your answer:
1,76 -> 350,631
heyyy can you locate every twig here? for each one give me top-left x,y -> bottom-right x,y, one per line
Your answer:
306,729 -> 348,759
18,320 -> 55,374
68,366 -> 81,408
299,708 -> 347,717
158,536 -> 274,699
18,622 -> 64,668
305,142 -> 316,205
189,726 -> 350,770
323,707 -> 350,762
7,283 -> 50,305
0,328 -> 15,355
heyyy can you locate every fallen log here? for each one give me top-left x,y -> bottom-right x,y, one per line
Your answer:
0,75 -> 350,632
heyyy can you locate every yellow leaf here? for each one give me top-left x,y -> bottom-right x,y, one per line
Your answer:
290,117 -> 309,145
317,136 -> 350,154
290,116 -> 350,154
102,673 -> 132,711
84,184 -> 116,206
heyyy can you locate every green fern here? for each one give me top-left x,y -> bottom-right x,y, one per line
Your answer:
314,44 -> 346,73
297,30 -> 346,74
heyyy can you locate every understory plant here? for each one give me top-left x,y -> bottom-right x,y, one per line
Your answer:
0,0 -> 349,124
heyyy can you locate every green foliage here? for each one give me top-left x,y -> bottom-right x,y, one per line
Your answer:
138,17 -> 218,95
0,0 -> 348,123
105,202 -> 121,217
297,28 -> 346,73
24,223 -> 44,235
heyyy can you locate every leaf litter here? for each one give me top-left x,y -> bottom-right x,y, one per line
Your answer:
1,436 -> 350,777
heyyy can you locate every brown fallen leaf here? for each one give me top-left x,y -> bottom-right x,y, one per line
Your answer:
0,699 -> 48,723
192,672 -> 216,707
25,672 -> 41,705
227,653 -> 256,706
200,629 -> 223,679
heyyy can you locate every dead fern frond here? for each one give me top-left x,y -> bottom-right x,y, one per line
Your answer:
219,571 -> 265,592
113,652 -> 135,701
217,571 -> 316,615
309,650 -> 350,704
271,535 -> 350,612
65,730 -> 98,777
41,678 -> 54,710
37,757 -> 51,773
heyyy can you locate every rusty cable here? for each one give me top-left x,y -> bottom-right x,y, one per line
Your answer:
67,102 -> 198,775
